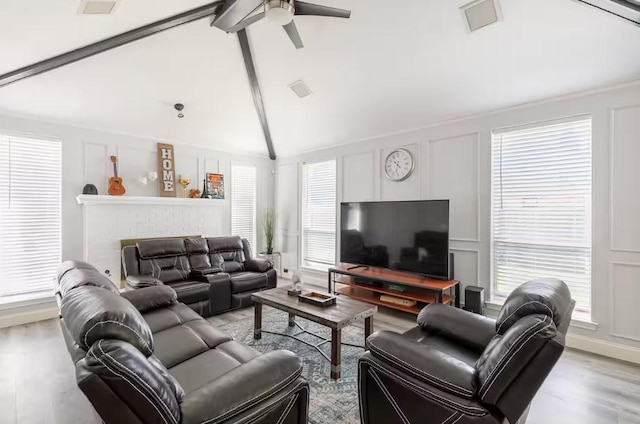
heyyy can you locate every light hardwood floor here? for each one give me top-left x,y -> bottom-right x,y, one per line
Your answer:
1,306 -> 639,424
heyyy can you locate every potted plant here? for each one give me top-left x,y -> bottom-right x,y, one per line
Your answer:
262,208 -> 276,254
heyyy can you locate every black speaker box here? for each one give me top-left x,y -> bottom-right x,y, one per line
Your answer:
464,286 -> 485,315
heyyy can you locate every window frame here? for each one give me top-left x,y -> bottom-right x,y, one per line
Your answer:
231,162 -> 257,252
489,115 -> 593,317
300,158 -> 337,272
0,131 -> 62,300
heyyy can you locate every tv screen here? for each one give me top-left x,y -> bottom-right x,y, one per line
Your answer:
340,200 -> 450,280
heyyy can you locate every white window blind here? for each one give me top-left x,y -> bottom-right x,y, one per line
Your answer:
302,160 -> 337,270
491,118 -> 592,313
0,134 -> 61,298
231,164 -> 256,251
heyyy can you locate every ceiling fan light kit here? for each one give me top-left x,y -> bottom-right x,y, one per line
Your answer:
265,0 -> 295,25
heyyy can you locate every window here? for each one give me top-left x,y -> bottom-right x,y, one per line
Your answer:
491,118 -> 592,313
0,134 -> 61,298
302,159 -> 337,270
231,164 -> 256,250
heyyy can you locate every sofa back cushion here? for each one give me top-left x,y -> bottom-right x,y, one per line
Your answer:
496,278 -> 573,335
61,285 -> 154,356
185,238 -> 211,270
207,236 -> 246,273
56,261 -> 120,298
137,239 -> 191,283
80,339 -> 184,424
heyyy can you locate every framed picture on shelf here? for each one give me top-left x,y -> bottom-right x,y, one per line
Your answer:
206,173 -> 225,199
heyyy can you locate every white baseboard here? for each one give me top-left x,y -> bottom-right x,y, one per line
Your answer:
0,305 -> 59,329
567,333 -> 640,365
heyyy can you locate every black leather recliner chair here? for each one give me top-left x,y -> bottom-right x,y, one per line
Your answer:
122,236 -> 276,317
55,260 -> 308,424
358,278 -> 575,424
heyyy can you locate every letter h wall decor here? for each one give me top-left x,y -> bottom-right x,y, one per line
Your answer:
157,142 -> 176,197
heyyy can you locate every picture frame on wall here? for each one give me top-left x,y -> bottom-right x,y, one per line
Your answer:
206,173 -> 225,199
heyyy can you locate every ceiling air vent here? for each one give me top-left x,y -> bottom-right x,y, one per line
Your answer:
78,0 -> 119,15
461,0 -> 502,32
575,0 -> 640,26
288,80 -> 312,98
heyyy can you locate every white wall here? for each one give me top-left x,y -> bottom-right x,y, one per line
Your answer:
0,113 -> 274,327
276,81 -> 640,362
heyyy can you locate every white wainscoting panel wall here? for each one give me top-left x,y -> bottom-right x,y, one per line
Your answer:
426,133 -> 479,242
342,151 -> 375,202
610,105 -> 640,252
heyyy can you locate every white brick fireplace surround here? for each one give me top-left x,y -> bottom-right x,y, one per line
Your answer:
77,195 -> 227,286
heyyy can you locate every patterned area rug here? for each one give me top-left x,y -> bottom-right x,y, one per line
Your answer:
215,309 -> 364,424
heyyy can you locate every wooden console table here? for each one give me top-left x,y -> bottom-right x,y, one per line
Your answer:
328,263 -> 460,315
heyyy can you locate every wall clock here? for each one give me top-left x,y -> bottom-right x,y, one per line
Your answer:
384,148 -> 415,181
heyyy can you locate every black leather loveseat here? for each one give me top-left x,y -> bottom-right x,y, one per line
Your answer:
55,260 -> 309,424
122,236 -> 277,317
358,278 -> 574,424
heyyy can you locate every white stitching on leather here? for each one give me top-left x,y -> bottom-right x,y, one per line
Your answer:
358,360 -> 487,416
480,317 -> 554,398
370,368 -> 411,424
450,414 -> 464,424
442,411 -> 458,424
367,341 -> 473,396
479,316 -> 550,395
198,365 -> 302,424
88,345 -> 171,424
275,393 -> 298,424
84,320 -> 151,353
97,341 -> 177,424
496,301 -> 554,334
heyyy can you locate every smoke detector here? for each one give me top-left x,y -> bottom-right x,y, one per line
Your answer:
461,0 -> 502,32
78,0 -> 120,15
288,80 -> 313,98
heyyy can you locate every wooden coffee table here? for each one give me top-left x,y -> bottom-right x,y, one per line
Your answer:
251,287 -> 377,380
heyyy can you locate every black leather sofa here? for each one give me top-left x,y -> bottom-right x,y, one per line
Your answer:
122,236 -> 277,317
55,260 -> 309,424
358,278 -> 575,424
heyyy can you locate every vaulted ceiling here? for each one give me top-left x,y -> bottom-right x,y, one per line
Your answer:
1,0 -> 640,157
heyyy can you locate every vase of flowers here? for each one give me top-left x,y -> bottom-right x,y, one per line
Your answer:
263,208 -> 275,255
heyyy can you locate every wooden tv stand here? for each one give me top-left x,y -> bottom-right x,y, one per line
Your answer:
328,263 -> 460,315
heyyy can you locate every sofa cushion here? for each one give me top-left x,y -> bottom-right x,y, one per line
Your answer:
168,341 -> 261,395
229,272 -> 268,294
186,238 -> 212,271
207,236 -> 246,268
143,304 -> 202,333
61,286 -> 154,356
137,238 -> 187,259
121,285 -> 178,313
496,278 -> 572,335
57,266 -> 120,297
167,280 -> 210,305
140,256 -> 191,284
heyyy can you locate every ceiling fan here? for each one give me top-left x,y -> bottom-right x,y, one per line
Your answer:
211,0 -> 351,49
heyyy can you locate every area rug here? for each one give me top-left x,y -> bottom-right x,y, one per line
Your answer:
214,309 -> 364,424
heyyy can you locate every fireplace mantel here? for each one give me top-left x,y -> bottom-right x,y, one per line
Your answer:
77,194 -> 225,206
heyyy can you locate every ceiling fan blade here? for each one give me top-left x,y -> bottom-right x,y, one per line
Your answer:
294,1 -> 351,18
227,12 -> 266,32
212,0 -> 263,32
283,20 -> 304,49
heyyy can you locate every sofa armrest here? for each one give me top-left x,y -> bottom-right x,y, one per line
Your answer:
121,285 -> 178,313
179,350 -> 302,424
190,267 -> 223,280
126,275 -> 163,289
366,330 -> 478,399
417,303 -> 496,353
245,258 -> 273,273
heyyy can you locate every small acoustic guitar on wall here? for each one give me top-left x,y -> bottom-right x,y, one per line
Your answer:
108,155 -> 126,196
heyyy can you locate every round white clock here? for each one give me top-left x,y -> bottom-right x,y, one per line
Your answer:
384,148 -> 415,181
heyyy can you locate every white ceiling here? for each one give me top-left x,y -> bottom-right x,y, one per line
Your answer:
1,0 -> 640,157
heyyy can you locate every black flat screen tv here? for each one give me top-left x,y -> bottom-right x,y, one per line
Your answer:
340,200 -> 450,280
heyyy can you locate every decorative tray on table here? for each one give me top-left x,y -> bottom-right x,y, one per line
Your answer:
298,291 -> 337,307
